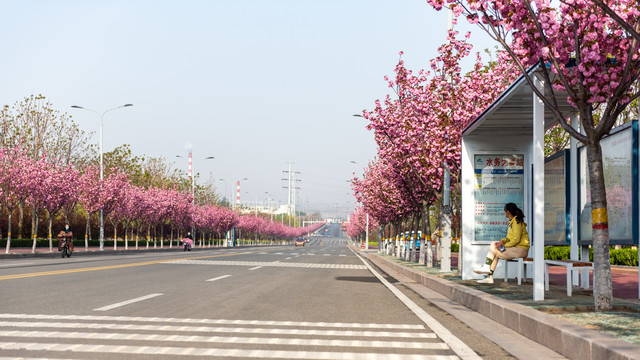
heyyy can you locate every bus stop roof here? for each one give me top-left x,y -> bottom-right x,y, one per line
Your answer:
463,64 -> 578,136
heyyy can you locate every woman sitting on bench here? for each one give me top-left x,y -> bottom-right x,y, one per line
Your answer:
474,203 -> 530,284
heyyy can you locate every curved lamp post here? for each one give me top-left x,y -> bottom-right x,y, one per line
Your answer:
71,103 -> 133,251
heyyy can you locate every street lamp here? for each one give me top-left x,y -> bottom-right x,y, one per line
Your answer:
265,192 -> 273,223
71,103 -> 133,251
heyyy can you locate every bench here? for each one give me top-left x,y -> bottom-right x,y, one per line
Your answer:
501,257 -> 533,285
544,259 -> 593,296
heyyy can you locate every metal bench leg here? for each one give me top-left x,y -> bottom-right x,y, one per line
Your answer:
544,263 -> 549,291
517,258 -> 523,285
503,259 -> 508,283
566,264 -> 573,296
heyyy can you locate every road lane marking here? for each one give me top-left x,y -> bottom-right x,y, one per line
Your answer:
0,342 -> 456,359
0,314 -> 425,330
206,275 -> 231,282
165,259 -> 366,269
248,266 -> 262,271
352,249 -> 481,360
285,257 -> 292,260
0,249 -> 281,281
0,330 -> 447,349
0,321 -> 434,338
93,293 -> 163,312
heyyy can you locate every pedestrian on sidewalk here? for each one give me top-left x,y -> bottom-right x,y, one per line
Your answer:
473,203 -> 530,284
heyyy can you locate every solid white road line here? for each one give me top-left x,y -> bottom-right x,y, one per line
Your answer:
206,275 -> 231,282
352,249 -> 481,360
93,293 -> 163,312
0,330 -> 447,350
0,342 -> 459,359
0,314 -> 425,330
0,321 -> 435,338
248,266 -> 263,271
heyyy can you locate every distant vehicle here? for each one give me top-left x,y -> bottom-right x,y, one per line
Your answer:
295,238 -> 305,246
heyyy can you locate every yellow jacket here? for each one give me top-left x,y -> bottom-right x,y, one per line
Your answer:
502,218 -> 530,250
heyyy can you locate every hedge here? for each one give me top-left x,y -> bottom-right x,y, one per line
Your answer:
0,238 -> 186,248
544,246 -> 638,266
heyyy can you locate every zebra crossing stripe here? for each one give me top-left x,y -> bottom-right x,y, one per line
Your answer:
0,321 -> 434,338
0,314 -> 425,330
0,342 -> 458,359
0,330 -> 445,349
165,259 -> 366,269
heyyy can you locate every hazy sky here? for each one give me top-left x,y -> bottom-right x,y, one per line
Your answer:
0,0 -> 494,218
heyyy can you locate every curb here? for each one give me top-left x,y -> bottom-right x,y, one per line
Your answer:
0,247 -> 209,259
0,245 -> 286,260
366,252 -> 640,360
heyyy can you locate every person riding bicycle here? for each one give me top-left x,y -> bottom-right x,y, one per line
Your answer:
57,224 -> 74,252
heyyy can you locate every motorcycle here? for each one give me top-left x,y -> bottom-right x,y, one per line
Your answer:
181,238 -> 193,251
59,239 -> 72,258
57,231 -> 73,258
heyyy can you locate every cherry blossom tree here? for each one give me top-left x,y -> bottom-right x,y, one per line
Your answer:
78,166 -> 128,250
41,163 -> 79,251
359,31 -> 518,261
426,0 -> 640,311
0,146 -> 38,253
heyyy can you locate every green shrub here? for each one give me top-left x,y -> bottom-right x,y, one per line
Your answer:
544,246 -> 571,260
544,246 -> 638,266
610,248 -> 638,266
451,243 -> 459,253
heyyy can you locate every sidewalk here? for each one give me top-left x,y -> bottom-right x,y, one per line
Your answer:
364,250 -> 640,360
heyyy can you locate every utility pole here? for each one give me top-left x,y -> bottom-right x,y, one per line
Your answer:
440,7 -> 454,272
282,162 -> 301,226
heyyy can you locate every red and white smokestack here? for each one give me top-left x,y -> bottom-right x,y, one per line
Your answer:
236,180 -> 241,205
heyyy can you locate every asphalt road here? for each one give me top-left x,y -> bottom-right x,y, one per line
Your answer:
0,237 -> 516,359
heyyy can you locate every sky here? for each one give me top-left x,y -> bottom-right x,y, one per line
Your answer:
0,0 -> 496,219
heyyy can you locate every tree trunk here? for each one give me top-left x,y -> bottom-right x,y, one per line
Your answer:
124,222 -> 129,250
0,205 -> 3,240
170,226 -> 174,248
426,205 -> 433,267
419,202 -> 427,265
31,210 -> 37,242
47,210 -> 53,252
410,215 -> 417,262
586,141 -> 613,312
113,222 -> 118,250
17,201 -> 24,239
146,224 -> 150,249
5,212 -> 13,253
31,209 -> 39,253
85,214 -> 90,250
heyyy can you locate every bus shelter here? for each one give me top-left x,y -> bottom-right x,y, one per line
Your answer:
460,65 -> 576,301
